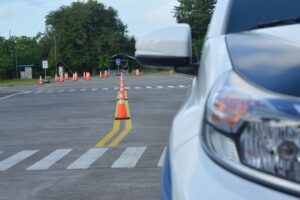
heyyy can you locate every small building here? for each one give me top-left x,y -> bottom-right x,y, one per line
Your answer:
110,53 -> 139,73
17,64 -> 33,79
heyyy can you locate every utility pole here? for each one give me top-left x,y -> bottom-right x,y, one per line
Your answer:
54,35 -> 58,75
10,30 -> 18,79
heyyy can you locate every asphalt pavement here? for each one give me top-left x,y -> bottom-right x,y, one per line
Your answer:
0,74 -> 192,200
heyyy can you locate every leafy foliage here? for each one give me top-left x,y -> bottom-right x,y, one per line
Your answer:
0,0 -> 135,79
174,0 -> 216,56
45,0 -> 135,73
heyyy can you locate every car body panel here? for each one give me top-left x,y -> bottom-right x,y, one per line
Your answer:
206,0 -> 232,39
168,33 -> 299,199
226,25 -> 300,97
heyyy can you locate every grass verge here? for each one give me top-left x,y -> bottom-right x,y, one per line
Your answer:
0,79 -> 38,86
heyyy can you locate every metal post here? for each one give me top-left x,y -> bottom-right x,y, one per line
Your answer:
15,55 -> 18,79
54,36 -> 57,75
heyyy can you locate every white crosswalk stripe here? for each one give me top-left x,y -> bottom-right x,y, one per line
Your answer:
112,147 -> 146,168
157,147 -> 166,167
91,88 -> 98,92
67,148 -> 108,169
0,146 -> 167,171
46,90 -> 54,93
0,150 -> 39,171
27,149 -> 72,171
26,85 -> 189,95
68,89 -> 76,92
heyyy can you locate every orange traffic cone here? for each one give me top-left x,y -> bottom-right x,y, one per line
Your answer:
83,72 -> 86,79
115,99 -> 130,120
85,72 -> 91,81
104,70 -> 108,77
54,74 -> 59,82
59,75 -> 64,82
118,87 -> 127,100
74,73 -> 78,81
64,73 -> 69,80
135,69 -> 140,76
99,71 -> 103,78
39,76 -> 44,85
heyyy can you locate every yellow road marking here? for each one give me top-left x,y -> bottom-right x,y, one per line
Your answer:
95,102 -> 120,148
95,90 -> 132,148
109,101 -> 132,147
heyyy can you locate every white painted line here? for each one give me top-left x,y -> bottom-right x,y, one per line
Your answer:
156,86 -> 164,89
23,91 -> 32,94
167,85 -> 175,88
145,86 -> 153,89
27,149 -> 72,171
80,88 -> 87,92
177,85 -> 187,88
125,87 -> 130,90
68,89 -> 76,92
35,90 -> 43,94
58,89 -> 64,93
158,147 -> 166,167
112,147 -> 146,168
67,148 -> 108,169
0,150 -> 39,171
0,92 -> 24,101
46,90 -> 54,93
91,88 -> 98,92
102,88 -> 109,91
134,86 -> 141,89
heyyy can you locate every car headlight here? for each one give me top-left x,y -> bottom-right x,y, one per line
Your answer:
203,71 -> 300,195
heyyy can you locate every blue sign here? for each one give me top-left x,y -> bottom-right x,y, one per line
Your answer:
116,59 -> 121,66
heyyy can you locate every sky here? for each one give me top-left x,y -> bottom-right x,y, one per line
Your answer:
0,0 -> 179,39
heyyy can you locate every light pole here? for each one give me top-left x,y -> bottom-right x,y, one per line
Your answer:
54,35 -> 58,75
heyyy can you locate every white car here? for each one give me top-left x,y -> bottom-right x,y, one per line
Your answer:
136,0 -> 300,199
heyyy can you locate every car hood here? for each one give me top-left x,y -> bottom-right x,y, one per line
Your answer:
226,24 -> 300,98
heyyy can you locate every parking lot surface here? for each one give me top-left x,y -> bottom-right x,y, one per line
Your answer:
0,74 -> 192,200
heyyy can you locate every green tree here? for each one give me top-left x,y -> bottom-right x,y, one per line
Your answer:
98,54 -> 110,71
45,0 -> 135,73
0,37 -> 14,79
174,0 -> 216,57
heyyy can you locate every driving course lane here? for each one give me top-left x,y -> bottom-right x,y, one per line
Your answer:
0,74 -> 192,200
